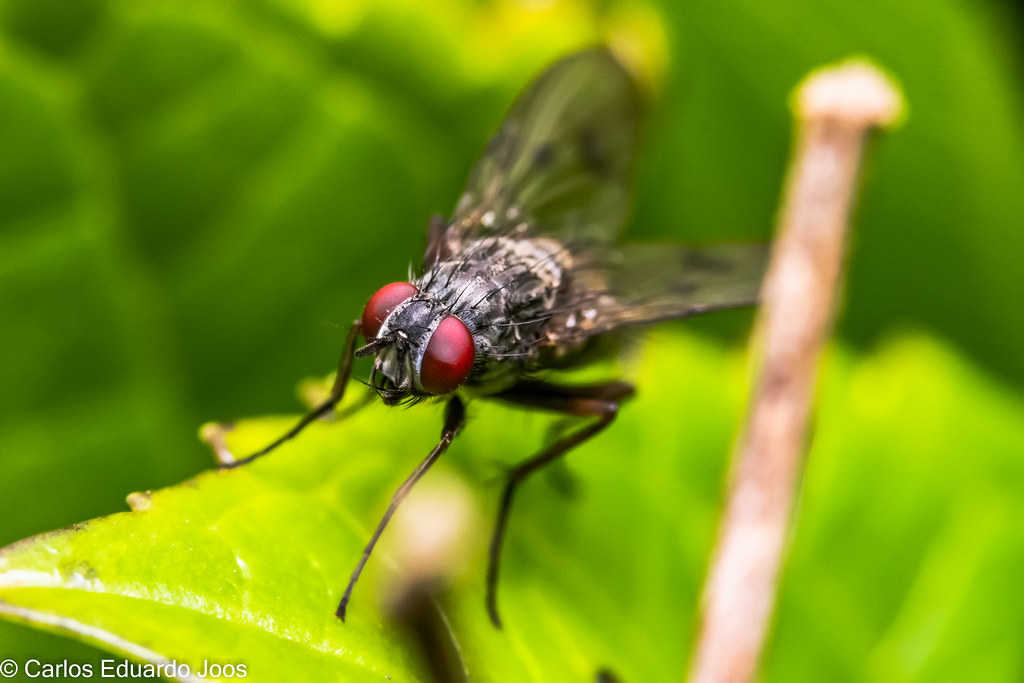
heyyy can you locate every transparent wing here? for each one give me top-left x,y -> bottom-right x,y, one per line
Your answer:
553,243 -> 769,342
447,47 -> 640,248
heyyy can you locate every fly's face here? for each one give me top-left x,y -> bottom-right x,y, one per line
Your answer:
359,282 -> 476,404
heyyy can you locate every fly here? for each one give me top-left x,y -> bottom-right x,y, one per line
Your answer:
220,47 -> 769,627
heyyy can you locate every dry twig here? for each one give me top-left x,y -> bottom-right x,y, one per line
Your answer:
687,60 -> 904,683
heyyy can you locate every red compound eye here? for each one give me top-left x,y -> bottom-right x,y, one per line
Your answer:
420,316 -> 475,395
362,282 -> 418,339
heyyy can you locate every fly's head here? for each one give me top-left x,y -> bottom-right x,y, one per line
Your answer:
357,282 -> 476,405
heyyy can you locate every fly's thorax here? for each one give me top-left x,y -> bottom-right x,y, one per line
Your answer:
490,235 -> 569,298
420,234 -> 571,317
413,233 -> 575,394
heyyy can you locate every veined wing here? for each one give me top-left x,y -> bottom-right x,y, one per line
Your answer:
552,243 -> 769,342
446,48 -> 640,250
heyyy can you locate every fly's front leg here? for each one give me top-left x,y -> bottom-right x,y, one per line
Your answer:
336,395 -> 467,621
487,380 -> 635,628
217,319 -> 364,469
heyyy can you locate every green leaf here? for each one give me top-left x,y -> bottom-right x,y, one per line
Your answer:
2,333 -> 1024,681
2,0 -> 1024,677
0,333 -> 745,681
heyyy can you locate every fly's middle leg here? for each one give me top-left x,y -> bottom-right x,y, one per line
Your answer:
486,380 -> 635,627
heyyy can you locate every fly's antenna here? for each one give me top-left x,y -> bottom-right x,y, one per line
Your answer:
355,333 -> 395,358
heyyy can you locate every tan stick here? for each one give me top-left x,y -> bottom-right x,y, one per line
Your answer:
687,60 -> 904,683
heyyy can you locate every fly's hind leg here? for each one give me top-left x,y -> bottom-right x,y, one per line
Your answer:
216,319 -> 364,469
486,380 -> 635,627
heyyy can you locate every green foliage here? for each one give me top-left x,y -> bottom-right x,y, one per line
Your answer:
1,0 -> 1022,679
2,334 -> 1023,681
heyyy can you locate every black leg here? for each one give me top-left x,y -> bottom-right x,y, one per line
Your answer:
336,395 -> 467,621
486,380 -> 634,628
218,319 -> 364,469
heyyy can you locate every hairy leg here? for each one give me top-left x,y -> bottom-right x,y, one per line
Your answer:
336,395 -> 467,620
218,319 -> 364,469
486,380 -> 634,627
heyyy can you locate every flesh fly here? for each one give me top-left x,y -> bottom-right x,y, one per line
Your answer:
221,47 -> 768,627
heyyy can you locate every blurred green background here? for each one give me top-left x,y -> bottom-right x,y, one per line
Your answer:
1,0 -> 1022,679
